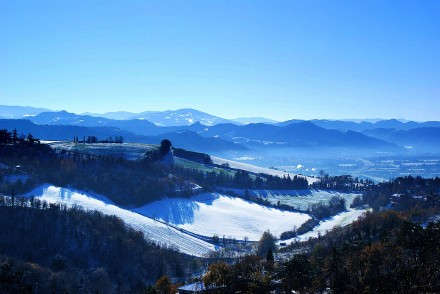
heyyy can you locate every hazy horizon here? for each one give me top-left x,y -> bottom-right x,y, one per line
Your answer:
0,103 -> 429,122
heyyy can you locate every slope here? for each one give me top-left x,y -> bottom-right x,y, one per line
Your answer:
23,184 -> 217,257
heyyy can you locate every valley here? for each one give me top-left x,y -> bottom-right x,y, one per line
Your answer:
216,149 -> 440,181
1,117 -> 439,293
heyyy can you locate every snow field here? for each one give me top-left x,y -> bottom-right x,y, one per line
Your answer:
134,193 -> 311,241
23,185 -> 216,257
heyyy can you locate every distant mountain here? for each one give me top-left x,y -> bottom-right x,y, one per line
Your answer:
275,119 -> 306,127
88,108 -> 232,126
82,111 -> 136,120
278,118 -> 440,132
4,106 -> 437,152
0,105 -> 50,119
29,111 -> 170,136
309,120 -> 373,132
363,127 -> 440,152
232,117 -> 279,125
0,119 -> 244,153
189,121 -> 397,150
0,106 -> 232,126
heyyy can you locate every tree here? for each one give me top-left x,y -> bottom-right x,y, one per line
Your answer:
265,248 -> 275,272
159,139 -> 172,156
203,262 -> 231,288
27,133 -> 35,144
155,276 -> 173,294
90,268 -> 114,294
257,230 -> 275,257
0,129 -> 11,144
282,254 -> 312,293
266,248 -> 274,263
12,129 -> 18,144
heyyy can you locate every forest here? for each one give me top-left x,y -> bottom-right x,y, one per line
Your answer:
0,196 -> 202,293
197,211 -> 440,293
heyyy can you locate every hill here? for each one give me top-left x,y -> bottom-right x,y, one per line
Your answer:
0,119 -> 244,153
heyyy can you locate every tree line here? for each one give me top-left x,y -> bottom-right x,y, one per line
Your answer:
73,135 -> 124,144
361,175 -> 440,212
311,173 -> 374,192
0,129 -> 40,145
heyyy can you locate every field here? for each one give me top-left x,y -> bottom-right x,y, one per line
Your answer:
46,141 -> 157,160
134,193 -> 311,241
224,188 -> 361,210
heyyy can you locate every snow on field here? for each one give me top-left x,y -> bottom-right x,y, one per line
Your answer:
47,142 -> 156,160
134,193 -> 311,241
22,185 -> 216,257
211,156 -> 318,184
234,189 -> 361,210
278,208 -> 369,245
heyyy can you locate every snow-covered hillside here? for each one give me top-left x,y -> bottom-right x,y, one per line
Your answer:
23,185 -> 216,257
133,193 -> 311,241
224,189 -> 361,210
211,156 -> 318,184
278,208 -> 369,245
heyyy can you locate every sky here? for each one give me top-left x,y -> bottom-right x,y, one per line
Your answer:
1,0 -> 439,121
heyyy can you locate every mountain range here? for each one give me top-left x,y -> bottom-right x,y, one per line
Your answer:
29,111 -> 399,149
185,121 -> 397,149
0,112 -> 397,152
1,105 -> 438,130
0,105 -> 439,153
84,108 -> 232,126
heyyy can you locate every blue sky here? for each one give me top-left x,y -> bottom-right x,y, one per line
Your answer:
1,1 -> 439,121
